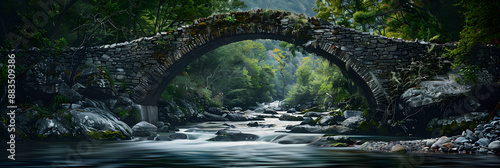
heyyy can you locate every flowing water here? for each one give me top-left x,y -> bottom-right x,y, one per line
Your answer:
2,101 -> 500,167
3,117 -> 500,167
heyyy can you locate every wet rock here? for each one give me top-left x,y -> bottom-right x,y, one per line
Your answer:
216,129 -> 242,135
431,136 -> 450,149
273,135 -> 316,144
317,116 -> 337,126
279,114 -> 303,121
247,122 -> 259,127
303,112 -> 324,117
300,117 -> 316,125
154,135 -> 172,141
58,83 -> 82,101
488,140 -> 500,153
400,77 -> 473,108
226,113 -> 248,121
61,103 -> 82,110
207,107 -> 225,115
231,107 -> 243,111
203,112 -> 229,121
131,121 -> 157,137
475,138 -> 490,147
264,109 -> 278,114
441,142 -> 454,149
81,98 -> 109,111
36,118 -> 69,137
289,125 -> 325,133
169,133 -> 188,140
273,107 -> 284,111
255,108 -> 265,112
343,110 -> 363,118
287,108 -> 296,113
310,135 -> 354,147
209,129 -> 258,141
390,144 -> 406,153
70,107 -> 132,137
341,116 -> 364,128
71,83 -> 86,93
454,137 -> 470,144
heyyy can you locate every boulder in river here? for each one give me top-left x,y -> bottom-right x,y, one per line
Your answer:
169,133 -> 188,140
488,140 -> 500,153
300,117 -> 316,125
131,121 -> 157,137
309,135 -> 354,147
209,129 -> 259,141
264,109 -> 278,114
226,113 -> 248,121
341,116 -> 364,128
343,110 -> 363,118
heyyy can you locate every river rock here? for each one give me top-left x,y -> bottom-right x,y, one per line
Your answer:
169,133 -> 188,140
154,135 -> 172,141
488,140 -> 500,153
264,109 -> 278,114
317,116 -> 337,126
273,107 -> 284,111
300,117 -> 316,125
226,113 -> 248,121
58,83 -> 83,101
287,108 -> 296,113
475,138 -> 490,147
454,137 -> 470,144
207,107 -> 225,115
273,134 -> 316,144
290,125 -> 324,133
343,110 -> 363,118
209,129 -> 258,141
247,122 -> 260,127
279,114 -> 303,121
36,118 -> 69,137
303,112 -> 324,117
70,107 -> 132,137
231,107 -> 243,111
203,112 -> 228,121
310,135 -> 353,147
216,129 -> 242,135
131,121 -> 157,137
431,136 -> 450,149
400,77 -> 472,108
341,116 -> 364,128
390,144 -> 407,153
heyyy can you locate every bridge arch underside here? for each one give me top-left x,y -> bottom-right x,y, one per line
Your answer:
132,33 -> 387,115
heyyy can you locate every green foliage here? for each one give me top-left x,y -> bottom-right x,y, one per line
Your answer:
32,106 -> 50,118
287,56 -> 366,109
163,40 -> 276,108
389,50 -> 450,97
224,14 -> 236,23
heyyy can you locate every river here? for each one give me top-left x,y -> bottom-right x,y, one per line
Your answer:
3,115 -> 500,168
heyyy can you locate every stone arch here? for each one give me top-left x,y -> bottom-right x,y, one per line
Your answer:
129,10 -> 399,122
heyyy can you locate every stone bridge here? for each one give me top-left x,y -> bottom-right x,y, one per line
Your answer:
15,10 -> 499,123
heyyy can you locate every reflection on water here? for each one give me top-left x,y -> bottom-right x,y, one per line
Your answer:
2,118 -> 500,167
